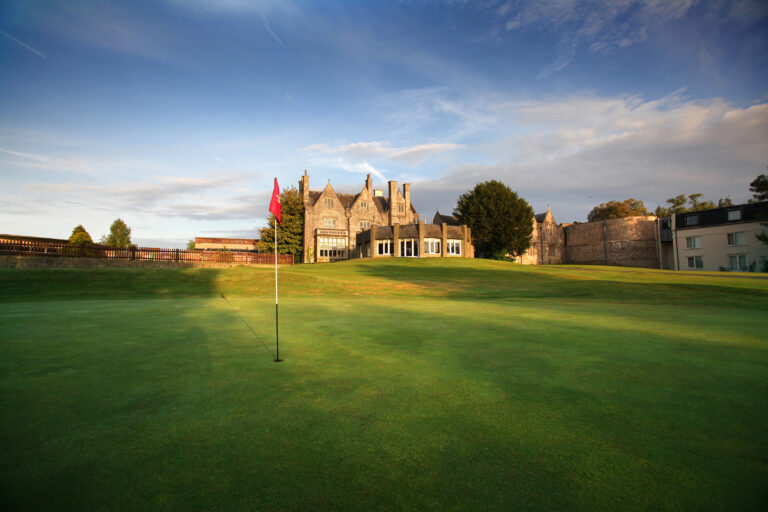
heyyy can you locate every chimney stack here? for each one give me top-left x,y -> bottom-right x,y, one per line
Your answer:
299,170 -> 309,203
366,174 -> 372,191
403,183 -> 411,219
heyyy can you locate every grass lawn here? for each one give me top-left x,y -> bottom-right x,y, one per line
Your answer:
1,259 -> 767,510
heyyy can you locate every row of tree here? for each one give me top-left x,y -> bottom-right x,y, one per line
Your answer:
588,174 -> 768,221
68,219 -> 133,248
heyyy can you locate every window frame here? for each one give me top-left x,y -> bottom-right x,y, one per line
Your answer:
376,240 -> 391,255
685,236 -> 702,249
323,218 -> 337,229
727,232 -> 746,246
423,238 -> 441,255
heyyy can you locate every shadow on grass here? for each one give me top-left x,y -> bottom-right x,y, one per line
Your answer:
0,267 -> 225,302
353,260 -> 768,307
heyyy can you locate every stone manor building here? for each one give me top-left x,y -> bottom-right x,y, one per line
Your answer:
299,171 -> 473,262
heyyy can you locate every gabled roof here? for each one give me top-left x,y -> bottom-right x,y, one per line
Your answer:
434,211 -> 460,225
374,196 -> 388,213
336,193 -> 358,209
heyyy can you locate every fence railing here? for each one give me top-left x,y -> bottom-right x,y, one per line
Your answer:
0,241 -> 294,265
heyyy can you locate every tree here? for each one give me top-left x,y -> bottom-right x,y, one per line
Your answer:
186,240 -> 196,250
260,186 -> 305,262
750,173 -> 768,245
454,180 -> 534,259
718,197 -> 733,207
654,193 -> 717,217
101,218 -> 132,248
750,174 -> 768,202
587,198 -> 649,222
68,225 -> 93,245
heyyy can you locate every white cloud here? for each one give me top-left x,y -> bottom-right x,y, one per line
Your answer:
302,140 -> 463,165
406,92 -> 768,222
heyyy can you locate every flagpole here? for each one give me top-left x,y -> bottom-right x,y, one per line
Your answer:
274,220 -> 281,362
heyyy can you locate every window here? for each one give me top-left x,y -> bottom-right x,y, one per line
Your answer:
323,218 -> 337,228
318,237 -> 347,259
686,214 -> 699,226
685,236 -> 702,249
727,232 -> 746,246
360,201 -> 369,211
727,210 -> 741,221
447,239 -> 462,255
360,220 -> 371,231
324,198 -> 334,208
687,256 -> 703,269
377,240 -> 391,255
399,239 -> 418,257
729,255 -> 747,271
424,238 -> 441,255
398,204 -> 404,213
548,245 -> 556,257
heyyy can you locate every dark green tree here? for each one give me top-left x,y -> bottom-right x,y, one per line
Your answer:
454,180 -> 533,259
186,240 -> 196,250
101,218 -> 132,248
718,197 -> 734,207
750,173 -> 768,245
68,225 -> 93,245
655,193 -> 716,217
587,198 -> 649,222
750,174 -> 768,202
260,186 -> 305,262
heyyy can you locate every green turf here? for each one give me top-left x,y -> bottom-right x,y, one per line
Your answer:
1,259 -> 767,510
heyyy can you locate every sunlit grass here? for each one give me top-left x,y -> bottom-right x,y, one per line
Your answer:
1,259 -> 767,510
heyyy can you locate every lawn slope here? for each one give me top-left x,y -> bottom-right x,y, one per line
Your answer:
1,259 -> 767,511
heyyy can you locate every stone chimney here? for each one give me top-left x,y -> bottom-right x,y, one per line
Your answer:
388,180 -> 397,224
299,170 -> 309,203
403,183 -> 411,219
366,174 -> 372,191
388,180 -> 397,202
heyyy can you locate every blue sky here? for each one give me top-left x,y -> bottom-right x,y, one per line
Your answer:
1,0 -> 767,247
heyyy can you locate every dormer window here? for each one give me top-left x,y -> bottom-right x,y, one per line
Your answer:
398,204 -> 404,213
685,214 -> 699,226
360,201 -> 369,210
727,210 -> 741,221
324,199 -> 334,208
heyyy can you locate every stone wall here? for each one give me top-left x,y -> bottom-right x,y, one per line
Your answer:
563,216 -> 659,268
0,256 -> 270,269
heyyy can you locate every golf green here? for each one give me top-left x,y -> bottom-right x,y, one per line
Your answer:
1,259 -> 767,510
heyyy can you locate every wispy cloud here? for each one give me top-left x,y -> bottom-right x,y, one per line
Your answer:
0,30 -> 47,59
261,13 -> 285,46
499,0 -> 699,77
302,141 -> 463,165
0,146 -> 95,175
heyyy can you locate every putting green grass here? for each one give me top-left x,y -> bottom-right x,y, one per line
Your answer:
1,259 -> 767,510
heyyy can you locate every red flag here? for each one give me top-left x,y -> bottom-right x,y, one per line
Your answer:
269,178 -> 281,224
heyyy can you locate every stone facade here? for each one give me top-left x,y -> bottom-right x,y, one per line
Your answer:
514,211 -> 660,268
515,207 -> 565,265
564,216 -> 659,268
300,171 -> 419,263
